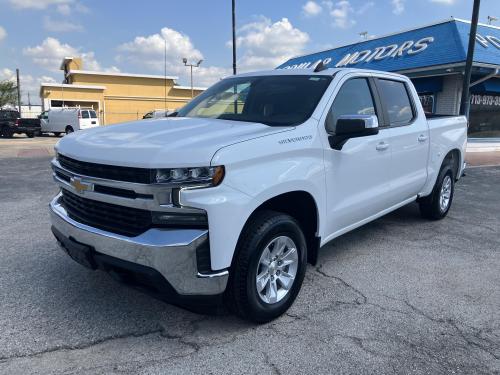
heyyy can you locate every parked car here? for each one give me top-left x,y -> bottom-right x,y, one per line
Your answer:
40,108 -> 99,136
49,68 -> 467,322
0,109 -> 40,138
143,109 -> 174,119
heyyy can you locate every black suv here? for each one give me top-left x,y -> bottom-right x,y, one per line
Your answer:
0,109 -> 40,138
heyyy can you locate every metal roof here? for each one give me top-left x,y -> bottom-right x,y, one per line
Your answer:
277,18 -> 500,73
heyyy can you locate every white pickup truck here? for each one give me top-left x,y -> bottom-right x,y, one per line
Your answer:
49,68 -> 467,322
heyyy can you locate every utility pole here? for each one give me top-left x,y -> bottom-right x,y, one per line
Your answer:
164,37 -> 167,114
459,0 -> 481,118
232,0 -> 237,75
16,69 -> 21,113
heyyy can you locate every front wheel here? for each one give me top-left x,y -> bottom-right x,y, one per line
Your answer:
419,164 -> 454,220
26,132 -> 35,138
65,126 -> 74,135
225,210 -> 307,323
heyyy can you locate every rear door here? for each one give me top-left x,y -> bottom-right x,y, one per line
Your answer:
79,110 -> 91,129
40,111 -> 49,131
88,110 -> 99,127
373,77 -> 429,203
322,75 -> 393,237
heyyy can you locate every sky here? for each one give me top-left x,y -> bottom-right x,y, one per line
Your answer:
0,0 -> 498,105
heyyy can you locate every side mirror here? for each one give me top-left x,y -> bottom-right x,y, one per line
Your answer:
327,114 -> 379,150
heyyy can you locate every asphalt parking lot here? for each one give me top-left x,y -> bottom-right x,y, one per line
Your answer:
0,141 -> 499,374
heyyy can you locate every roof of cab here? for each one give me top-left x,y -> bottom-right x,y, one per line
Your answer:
226,67 -> 408,80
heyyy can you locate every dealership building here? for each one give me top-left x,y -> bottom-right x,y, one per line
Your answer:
40,57 -> 205,125
278,18 -> 500,139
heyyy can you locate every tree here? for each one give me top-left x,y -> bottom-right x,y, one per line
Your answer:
0,80 -> 18,108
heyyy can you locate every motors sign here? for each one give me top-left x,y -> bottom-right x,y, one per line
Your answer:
281,37 -> 435,70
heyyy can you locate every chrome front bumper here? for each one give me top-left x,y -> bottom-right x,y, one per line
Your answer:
49,194 -> 228,296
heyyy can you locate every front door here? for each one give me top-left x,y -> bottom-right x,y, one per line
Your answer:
323,76 -> 393,239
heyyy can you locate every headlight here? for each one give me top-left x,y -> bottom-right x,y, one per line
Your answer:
155,165 -> 225,187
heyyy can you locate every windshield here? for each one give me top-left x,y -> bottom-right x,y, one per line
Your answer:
176,75 -> 332,126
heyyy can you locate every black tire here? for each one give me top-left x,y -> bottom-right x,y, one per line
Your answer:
53,132 -> 62,137
1,126 -> 13,138
26,132 -> 35,138
65,126 -> 74,135
419,163 -> 454,220
225,210 -> 307,323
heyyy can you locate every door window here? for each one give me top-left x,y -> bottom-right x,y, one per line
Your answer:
377,79 -> 415,125
328,78 -> 376,132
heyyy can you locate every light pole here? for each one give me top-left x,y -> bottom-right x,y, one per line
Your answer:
459,0 -> 480,117
182,58 -> 203,98
232,0 -> 237,75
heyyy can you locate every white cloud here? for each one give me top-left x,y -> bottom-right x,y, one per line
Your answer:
56,3 -> 71,15
429,0 -> 455,3
327,1 -> 356,28
43,16 -> 83,32
8,0 -> 72,9
0,26 -> 6,41
392,0 -> 405,14
117,27 -> 229,87
23,37 -> 118,73
0,68 -> 57,105
8,0 -> 89,14
357,1 -> 375,14
234,17 -> 310,70
303,1 -> 323,16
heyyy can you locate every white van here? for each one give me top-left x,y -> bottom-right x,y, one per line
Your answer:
40,108 -> 100,136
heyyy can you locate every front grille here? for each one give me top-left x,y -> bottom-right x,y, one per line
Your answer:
58,154 -> 154,184
61,189 -> 152,237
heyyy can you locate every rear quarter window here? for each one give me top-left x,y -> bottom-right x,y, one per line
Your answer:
89,111 -> 97,118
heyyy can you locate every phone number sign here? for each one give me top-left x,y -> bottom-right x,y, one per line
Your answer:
471,94 -> 500,107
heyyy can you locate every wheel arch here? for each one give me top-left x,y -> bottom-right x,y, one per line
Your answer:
234,190 -> 321,266
443,148 -> 461,181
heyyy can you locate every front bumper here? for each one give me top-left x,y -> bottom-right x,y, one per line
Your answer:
49,193 -> 228,297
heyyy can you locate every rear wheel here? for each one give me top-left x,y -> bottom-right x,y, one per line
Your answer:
419,163 -> 454,220
225,210 -> 307,323
65,126 -> 74,135
26,132 -> 35,138
53,132 -> 62,137
1,126 -> 13,138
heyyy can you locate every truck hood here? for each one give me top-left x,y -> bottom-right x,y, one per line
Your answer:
55,117 -> 290,168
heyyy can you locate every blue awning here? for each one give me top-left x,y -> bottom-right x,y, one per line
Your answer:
471,78 -> 500,93
411,76 -> 443,93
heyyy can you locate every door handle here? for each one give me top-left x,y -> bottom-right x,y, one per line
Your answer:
376,142 -> 389,151
418,134 -> 428,142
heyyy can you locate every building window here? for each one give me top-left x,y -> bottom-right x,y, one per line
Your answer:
469,94 -> 500,138
418,94 -> 435,114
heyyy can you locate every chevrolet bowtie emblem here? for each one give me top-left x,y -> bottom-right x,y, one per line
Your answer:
70,177 -> 93,194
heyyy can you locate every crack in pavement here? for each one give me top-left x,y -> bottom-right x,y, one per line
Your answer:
314,265 -> 368,305
262,352 -> 282,375
311,265 -> 500,364
0,328 -> 165,363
